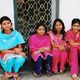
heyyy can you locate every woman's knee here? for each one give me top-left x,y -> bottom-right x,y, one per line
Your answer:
46,55 -> 51,60
70,46 -> 78,51
52,51 -> 59,57
61,51 -> 67,57
15,57 -> 25,64
6,58 -> 14,66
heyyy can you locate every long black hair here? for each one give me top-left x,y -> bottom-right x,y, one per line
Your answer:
0,16 -> 13,33
52,18 -> 66,40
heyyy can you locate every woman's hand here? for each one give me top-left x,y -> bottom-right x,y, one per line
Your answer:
18,52 -> 26,57
14,48 -> 22,54
1,50 -> 15,54
58,45 -> 65,51
33,47 -> 49,55
33,47 -> 46,55
69,40 -> 80,46
14,44 -> 23,54
40,47 -> 46,52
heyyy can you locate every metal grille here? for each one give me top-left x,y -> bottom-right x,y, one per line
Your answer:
16,0 -> 54,40
15,0 -> 56,53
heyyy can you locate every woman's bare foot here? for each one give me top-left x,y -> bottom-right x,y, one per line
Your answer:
71,74 -> 78,80
5,72 -> 13,77
19,52 -> 26,57
14,76 -> 21,80
1,75 -> 9,80
13,73 -> 21,80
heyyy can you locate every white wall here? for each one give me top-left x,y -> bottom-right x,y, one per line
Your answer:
59,0 -> 80,31
1,0 -> 80,31
51,0 -> 56,26
0,0 -> 15,28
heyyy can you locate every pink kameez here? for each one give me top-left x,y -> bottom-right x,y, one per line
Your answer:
48,31 -> 67,72
66,29 -> 80,75
28,34 -> 52,62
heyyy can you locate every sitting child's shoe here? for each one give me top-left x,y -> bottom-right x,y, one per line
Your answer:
47,71 -> 52,76
33,71 -> 41,77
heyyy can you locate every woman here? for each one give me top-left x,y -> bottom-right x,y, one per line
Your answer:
0,16 -> 26,80
28,22 -> 52,77
66,18 -> 80,80
48,19 -> 67,74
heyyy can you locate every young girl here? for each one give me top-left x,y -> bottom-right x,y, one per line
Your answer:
28,22 -> 52,77
0,16 -> 26,80
48,19 -> 67,74
66,18 -> 80,80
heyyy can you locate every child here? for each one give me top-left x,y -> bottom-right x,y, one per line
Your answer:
28,22 -> 52,77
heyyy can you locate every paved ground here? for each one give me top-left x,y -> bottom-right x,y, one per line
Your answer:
20,71 -> 72,80
20,71 -> 80,80
1,71 -> 80,80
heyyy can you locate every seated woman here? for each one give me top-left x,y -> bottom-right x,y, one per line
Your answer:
0,16 -> 26,80
66,18 -> 80,80
28,22 -> 52,77
48,19 -> 67,74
